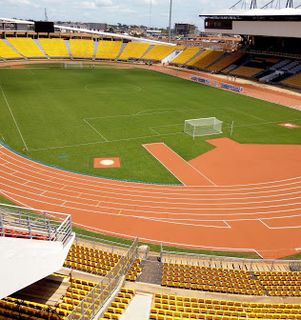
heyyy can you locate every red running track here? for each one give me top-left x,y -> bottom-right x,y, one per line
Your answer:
1,143 -> 301,259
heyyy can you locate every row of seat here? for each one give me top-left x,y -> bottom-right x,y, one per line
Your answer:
149,293 -> 301,320
99,287 -> 135,320
162,263 -> 301,296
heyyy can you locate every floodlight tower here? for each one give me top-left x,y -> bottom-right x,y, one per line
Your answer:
44,8 -> 48,21
250,0 -> 258,9
168,0 -> 173,43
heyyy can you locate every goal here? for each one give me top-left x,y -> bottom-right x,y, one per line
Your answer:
184,117 -> 223,138
63,61 -> 84,69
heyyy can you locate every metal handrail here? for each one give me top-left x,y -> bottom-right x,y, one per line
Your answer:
67,238 -> 139,320
160,247 -> 301,272
0,203 -> 72,245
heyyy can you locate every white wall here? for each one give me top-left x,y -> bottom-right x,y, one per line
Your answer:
0,234 -> 75,299
206,21 -> 301,38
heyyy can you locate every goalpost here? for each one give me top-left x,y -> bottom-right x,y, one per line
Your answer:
184,117 -> 223,139
63,61 -> 84,69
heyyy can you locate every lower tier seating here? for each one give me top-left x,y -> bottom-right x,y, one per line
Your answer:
230,66 -> 264,78
95,41 -> 122,59
171,47 -> 202,65
0,274 -> 97,319
143,45 -> 176,61
281,72 -> 301,89
99,287 -> 135,320
39,39 -> 69,58
7,38 -> 45,58
0,39 -> 22,59
150,293 -> 301,320
118,42 -> 150,60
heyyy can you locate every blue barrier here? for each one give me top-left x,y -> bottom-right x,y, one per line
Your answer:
191,76 -> 243,93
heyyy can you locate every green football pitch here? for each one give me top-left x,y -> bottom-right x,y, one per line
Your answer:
0,64 -> 300,184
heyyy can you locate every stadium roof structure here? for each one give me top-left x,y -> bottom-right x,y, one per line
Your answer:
199,8 -> 301,17
0,17 -> 176,46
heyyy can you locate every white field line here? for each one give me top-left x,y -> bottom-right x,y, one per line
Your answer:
259,219 -> 301,230
0,189 -> 231,228
83,118 -> 108,142
0,85 -> 29,151
148,127 -> 161,135
1,173 -> 301,220
0,194 -> 258,253
84,109 -> 178,121
142,144 -> 187,186
0,164 -> 301,206
144,142 -> 216,186
1,146 -> 301,195
1,164 -> 301,206
29,131 -> 185,152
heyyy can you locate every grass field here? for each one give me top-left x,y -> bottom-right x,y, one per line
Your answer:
0,64 -> 300,184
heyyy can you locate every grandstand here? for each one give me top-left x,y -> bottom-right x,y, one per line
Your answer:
39,38 -> 70,58
69,39 -> 94,59
118,42 -> 150,60
187,50 -> 225,70
95,40 -> 123,60
171,47 -> 202,65
143,45 -> 177,62
1,2 -> 301,319
7,37 -> 45,58
0,39 -> 22,59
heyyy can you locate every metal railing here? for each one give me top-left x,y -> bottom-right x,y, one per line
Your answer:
0,203 -> 73,246
160,246 -> 301,272
67,238 -> 139,320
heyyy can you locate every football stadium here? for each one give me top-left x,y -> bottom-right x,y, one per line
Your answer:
0,0 -> 301,319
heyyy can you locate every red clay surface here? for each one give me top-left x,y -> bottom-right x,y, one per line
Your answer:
1,60 -> 301,259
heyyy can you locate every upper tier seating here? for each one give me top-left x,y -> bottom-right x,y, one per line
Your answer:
95,41 -> 122,59
99,287 -> 135,320
171,47 -> 202,65
7,38 -> 45,58
0,40 -> 22,59
150,293 -> 301,320
118,42 -> 150,60
64,243 -> 120,276
143,45 -> 176,61
207,51 -> 245,72
162,263 -> 264,296
39,38 -> 69,58
70,39 -> 94,58
64,243 -> 142,281
162,262 -> 301,297
0,227 -> 49,240
281,72 -> 301,89
188,50 -> 224,69
230,66 -> 264,78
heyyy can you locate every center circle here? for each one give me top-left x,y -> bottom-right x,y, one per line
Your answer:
100,159 -> 115,166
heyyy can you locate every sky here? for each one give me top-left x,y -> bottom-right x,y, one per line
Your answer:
0,0 -> 236,28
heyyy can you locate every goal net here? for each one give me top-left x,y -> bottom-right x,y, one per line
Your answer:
64,61 -> 84,69
184,117 -> 223,138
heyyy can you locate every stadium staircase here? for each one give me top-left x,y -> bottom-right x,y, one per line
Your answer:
138,256 -> 162,285
64,39 -> 73,59
116,42 -> 128,60
184,48 -> 205,66
141,44 -> 155,59
34,39 -> 50,59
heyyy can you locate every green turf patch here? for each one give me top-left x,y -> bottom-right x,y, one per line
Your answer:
0,66 -> 300,184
